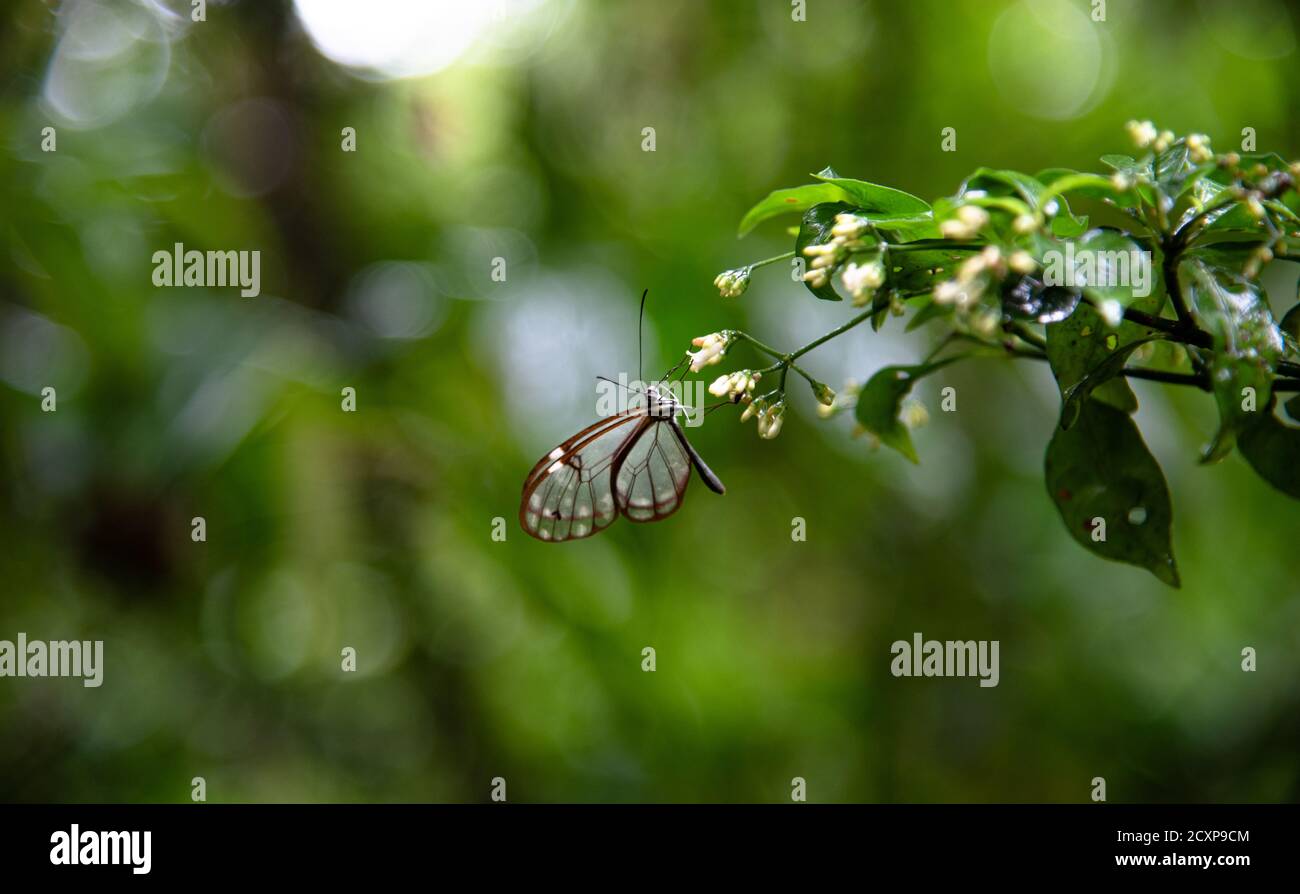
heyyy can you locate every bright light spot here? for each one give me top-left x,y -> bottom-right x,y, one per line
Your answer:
293,0 -> 547,80
987,0 -> 1104,121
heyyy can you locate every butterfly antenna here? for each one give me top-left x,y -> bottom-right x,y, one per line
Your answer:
596,375 -> 643,396
637,288 -> 649,384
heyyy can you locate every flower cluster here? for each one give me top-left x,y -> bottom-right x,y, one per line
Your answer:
713,267 -> 751,298
1126,119 -> 1213,163
1126,118 -> 1176,154
841,258 -> 885,307
687,331 -> 730,372
929,244 -> 1028,338
938,204 -> 989,241
802,212 -> 876,290
740,398 -> 785,439
708,369 -> 760,402
815,379 -> 860,419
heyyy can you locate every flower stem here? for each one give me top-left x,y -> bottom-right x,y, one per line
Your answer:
748,251 -> 795,270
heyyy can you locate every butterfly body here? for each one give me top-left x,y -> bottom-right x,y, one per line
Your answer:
520,383 -> 724,542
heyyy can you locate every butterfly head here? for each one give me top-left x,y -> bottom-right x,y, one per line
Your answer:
645,383 -> 682,419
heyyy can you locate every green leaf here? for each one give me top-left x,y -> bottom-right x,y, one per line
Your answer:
1100,154 -> 1143,175
1064,228 -> 1156,309
962,167 -> 1089,234
855,358 -> 959,463
1045,304 -> 1150,418
960,168 -> 1046,207
1045,400 -> 1180,587
1034,167 -> 1077,184
1153,138 -> 1191,193
795,201 -> 854,301
1039,171 -> 1132,206
1185,261 -> 1283,462
1238,402 -> 1300,499
869,214 -> 941,243
904,296 -> 952,332
1280,302 -> 1300,355
1059,334 -> 1164,429
809,171 -> 931,216
737,182 -> 851,237
884,246 -> 971,293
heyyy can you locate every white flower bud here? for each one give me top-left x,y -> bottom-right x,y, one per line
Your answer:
1099,299 -> 1123,328
900,397 -> 929,430
713,267 -> 750,298
1126,119 -> 1157,149
934,280 -> 965,306
1187,133 -> 1213,164
687,332 -> 728,372
1009,250 -> 1036,274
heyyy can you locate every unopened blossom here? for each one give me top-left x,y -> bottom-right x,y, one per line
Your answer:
713,267 -> 750,298
831,213 -> 871,241
740,397 -> 765,423
842,258 -> 885,305
1152,130 -> 1175,154
899,397 -> 929,430
802,266 -> 830,289
817,379 -> 860,419
933,279 -> 969,307
1187,133 -> 1213,164
1126,119 -> 1157,149
708,369 -> 759,400
1098,299 -> 1123,328
757,402 -> 785,439
939,204 -> 989,240
687,332 -> 729,372
811,381 -> 835,407
1013,213 -> 1038,234
1009,250 -> 1036,274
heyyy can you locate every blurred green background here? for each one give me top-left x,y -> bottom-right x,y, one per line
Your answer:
2,0 -> 1299,803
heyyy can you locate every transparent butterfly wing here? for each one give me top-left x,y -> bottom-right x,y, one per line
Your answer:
614,419 -> 692,522
519,413 -> 644,542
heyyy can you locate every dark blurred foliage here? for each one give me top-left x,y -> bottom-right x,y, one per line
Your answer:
1,0 -> 1299,802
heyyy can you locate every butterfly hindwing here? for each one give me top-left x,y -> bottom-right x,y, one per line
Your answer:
614,418 -> 692,522
519,412 -> 644,542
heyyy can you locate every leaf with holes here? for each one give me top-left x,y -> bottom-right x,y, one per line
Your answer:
1045,400 -> 1179,587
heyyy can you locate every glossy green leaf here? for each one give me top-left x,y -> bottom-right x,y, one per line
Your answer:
961,168 -> 1045,206
810,171 -> 931,216
1238,402 -> 1300,499
904,296 -> 952,332
1100,154 -> 1143,175
1185,261 -> 1283,462
1045,400 -> 1180,587
1063,228 -> 1156,308
795,201 -> 854,301
884,246 -> 971,293
1153,139 -> 1191,192
962,167 -> 1089,234
737,182 -> 851,237
1046,304 -> 1148,417
1059,334 -> 1164,429
855,357 -> 959,463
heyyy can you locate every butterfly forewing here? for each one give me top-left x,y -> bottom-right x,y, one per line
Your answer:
614,418 -> 692,522
520,412 -> 645,542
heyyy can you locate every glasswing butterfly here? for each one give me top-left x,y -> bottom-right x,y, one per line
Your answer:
519,291 -> 725,542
